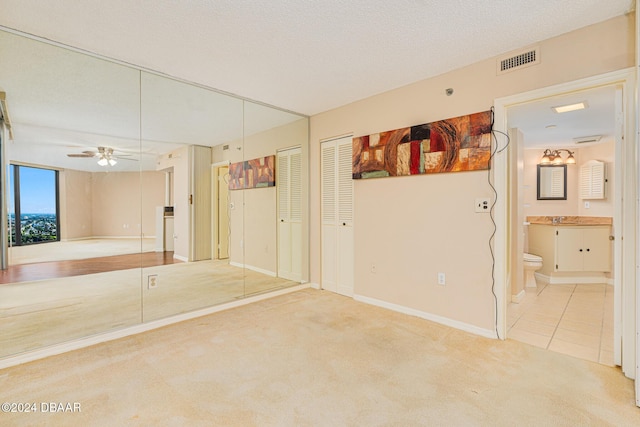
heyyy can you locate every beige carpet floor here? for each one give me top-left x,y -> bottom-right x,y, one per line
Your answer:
0,260 -> 297,357
1,288 -> 639,426
8,238 -> 156,265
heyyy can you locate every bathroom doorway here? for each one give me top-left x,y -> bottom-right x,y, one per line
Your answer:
493,69 -> 635,377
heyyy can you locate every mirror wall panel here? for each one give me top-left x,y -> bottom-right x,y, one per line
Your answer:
239,101 -> 309,296
139,71 -> 246,321
0,29 -> 143,357
0,27 -> 310,359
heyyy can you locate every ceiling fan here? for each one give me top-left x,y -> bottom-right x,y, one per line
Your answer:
66,146 -> 136,166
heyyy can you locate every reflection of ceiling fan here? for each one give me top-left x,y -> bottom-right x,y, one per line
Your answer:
67,146 -> 136,166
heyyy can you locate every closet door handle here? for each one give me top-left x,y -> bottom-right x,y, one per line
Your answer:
579,249 -> 583,252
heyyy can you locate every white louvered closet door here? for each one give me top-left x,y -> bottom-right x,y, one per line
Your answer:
321,136 -> 354,296
277,147 -> 302,281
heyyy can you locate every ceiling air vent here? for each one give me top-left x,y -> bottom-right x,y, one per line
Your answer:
574,135 -> 602,144
497,47 -> 540,75
223,144 -> 230,150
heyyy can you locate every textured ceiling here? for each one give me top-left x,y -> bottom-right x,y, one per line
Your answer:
0,0 -> 633,116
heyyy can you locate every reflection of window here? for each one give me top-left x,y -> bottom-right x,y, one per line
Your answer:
8,165 -> 60,246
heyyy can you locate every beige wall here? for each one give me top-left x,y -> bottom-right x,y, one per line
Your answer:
157,145 -> 190,260
140,170 -> 168,236
91,171 -> 165,238
309,14 -> 634,332
62,169 -> 164,240
60,169 -> 93,240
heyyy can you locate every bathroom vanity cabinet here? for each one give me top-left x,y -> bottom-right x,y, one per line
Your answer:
554,226 -> 611,272
528,222 -> 612,282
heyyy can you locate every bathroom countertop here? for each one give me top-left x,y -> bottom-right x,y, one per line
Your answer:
526,216 -> 612,226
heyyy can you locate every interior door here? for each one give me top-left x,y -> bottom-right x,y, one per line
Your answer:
189,145 -> 212,261
277,147 -> 302,281
321,140 -> 338,293
507,128 -> 525,305
321,136 -> 353,296
217,165 -> 230,259
336,139 -> 354,296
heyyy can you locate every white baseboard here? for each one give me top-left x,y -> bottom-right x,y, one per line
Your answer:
353,294 -> 497,339
229,261 -> 276,277
0,284 -> 310,370
534,272 -> 608,285
61,236 -> 157,242
511,289 -> 526,303
173,254 -> 189,262
309,282 -> 321,290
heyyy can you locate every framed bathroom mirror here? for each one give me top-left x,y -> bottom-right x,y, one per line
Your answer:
537,164 -> 567,200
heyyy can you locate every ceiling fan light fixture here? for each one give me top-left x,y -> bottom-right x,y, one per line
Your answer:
108,158 -> 117,166
97,157 -> 108,166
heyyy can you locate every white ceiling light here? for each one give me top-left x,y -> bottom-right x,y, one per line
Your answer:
552,101 -> 588,113
573,135 -> 602,144
97,157 -> 108,166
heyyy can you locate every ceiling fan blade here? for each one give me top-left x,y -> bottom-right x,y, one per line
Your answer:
113,156 -> 138,161
67,153 -> 95,158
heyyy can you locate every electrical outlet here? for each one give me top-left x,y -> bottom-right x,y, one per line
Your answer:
475,198 -> 491,213
371,263 -> 377,274
148,274 -> 158,289
437,272 -> 446,285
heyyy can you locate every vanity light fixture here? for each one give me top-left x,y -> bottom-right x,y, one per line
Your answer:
540,149 -> 576,165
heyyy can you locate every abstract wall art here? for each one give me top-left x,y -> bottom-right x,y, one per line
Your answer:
228,155 -> 275,190
352,110 -> 492,179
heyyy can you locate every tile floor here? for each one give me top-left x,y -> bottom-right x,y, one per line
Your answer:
507,282 -> 614,366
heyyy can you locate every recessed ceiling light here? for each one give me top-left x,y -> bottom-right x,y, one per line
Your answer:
545,124 -> 557,129
552,101 -> 588,113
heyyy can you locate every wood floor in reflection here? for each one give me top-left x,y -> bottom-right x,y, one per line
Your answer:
0,251 -> 181,284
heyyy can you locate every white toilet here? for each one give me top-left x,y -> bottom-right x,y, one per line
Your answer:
523,253 -> 543,288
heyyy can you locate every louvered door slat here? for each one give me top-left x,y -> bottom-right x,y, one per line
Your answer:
337,140 -> 353,224
290,151 -> 302,222
278,153 -> 289,221
322,144 -> 336,225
